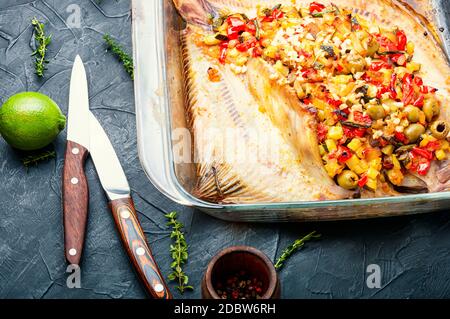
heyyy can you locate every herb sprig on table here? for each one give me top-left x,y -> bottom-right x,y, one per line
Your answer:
31,18 -> 52,77
165,211 -> 193,294
274,231 -> 321,270
103,34 -> 134,79
21,150 -> 56,168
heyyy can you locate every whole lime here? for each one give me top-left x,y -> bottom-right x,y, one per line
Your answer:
0,92 -> 66,151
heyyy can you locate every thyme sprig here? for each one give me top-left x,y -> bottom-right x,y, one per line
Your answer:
274,231 -> 321,270
31,18 -> 52,77
165,211 -> 193,294
21,150 -> 56,168
103,34 -> 134,79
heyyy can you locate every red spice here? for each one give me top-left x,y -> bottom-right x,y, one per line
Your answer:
215,271 -> 264,299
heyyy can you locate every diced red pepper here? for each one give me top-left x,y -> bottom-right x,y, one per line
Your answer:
426,141 -> 441,151
245,20 -> 257,35
343,126 -> 366,138
412,94 -> 424,107
389,73 -> 398,99
401,73 -> 414,105
421,85 -> 438,94
411,147 -> 433,160
353,111 -> 372,126
394,131 -> 408,144
219,42 -> 228,64
262,8 -> 284,22
390,53 -> 406,66
413,76 -> 423,87
375,34 -> 398,52
417,161 -> 431,176
317,123 -> 328,143
396,30 -> 407,51
309,2 -> 326,13
369,61 -> 391,71
235,37 -> 257,52
336,146 -> 353,163
252,45 -> 263,57
327,98 -> 342,108
358,175 -> 368,188
226,17 -> 246,40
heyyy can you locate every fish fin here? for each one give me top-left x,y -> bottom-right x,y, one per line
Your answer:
173,0 -> 217,27
193,162 -> 274,203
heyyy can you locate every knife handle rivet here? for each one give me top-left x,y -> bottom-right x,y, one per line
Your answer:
136,247 -> 145,256
120,209 -> 130,219
72,147 -> 80,155
154,284 -> 164,293
69,248 -> 77,256
71,177 -> 79,185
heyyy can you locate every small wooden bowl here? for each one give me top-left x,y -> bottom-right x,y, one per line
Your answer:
201,246 -> 281,299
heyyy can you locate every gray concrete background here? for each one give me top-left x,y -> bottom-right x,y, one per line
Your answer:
1,0 -> 450,299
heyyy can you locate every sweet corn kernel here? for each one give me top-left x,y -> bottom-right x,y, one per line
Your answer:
366,178 -> 377,191
346,155 -> 365,175
369,158 -> 382,171
382,144 -> 394,155
367,167 -> 379,179
347,138 -> 362,152
332,75 -> 353,84
325,139 -> 337,152
235,55 -> 248,66
228,47 -> 239,58
325,160 -> 343,178
328,126 -> 344,140
436,149 -> 447,161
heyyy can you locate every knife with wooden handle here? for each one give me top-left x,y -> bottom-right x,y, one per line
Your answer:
63,55 -> 91,265
88,113 -> 172,299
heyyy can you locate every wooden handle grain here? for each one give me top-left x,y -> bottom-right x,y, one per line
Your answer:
62,140 -> 89,265
110,197 -> 172,299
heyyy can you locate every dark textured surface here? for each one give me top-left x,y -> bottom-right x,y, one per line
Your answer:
1,0 -> 450,299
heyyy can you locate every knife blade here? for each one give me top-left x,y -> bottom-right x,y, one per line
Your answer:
63,55 -> 90,265
89,113 -> 172,299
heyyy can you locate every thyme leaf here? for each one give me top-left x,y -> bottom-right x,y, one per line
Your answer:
165,211 -> 193,294
103,34 -> 134,79
31,18 -> 52,77
274,231 -> 321,270
21,150 -> 56,168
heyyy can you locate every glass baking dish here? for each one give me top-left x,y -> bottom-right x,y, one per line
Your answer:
131,0 -> 450,222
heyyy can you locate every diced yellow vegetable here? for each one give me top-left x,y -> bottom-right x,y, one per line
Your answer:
274,60 -> 289,77
328,126 -> 344,140
367,85 -> 378,98
235,56 -> 248,66
312,98 -> 328,110
332,75 -> 353,84
419,135 -> 437,148
203,34 -> 221,45
406,62 -> 421,73
325,139 -> 337,152
406,41 -> 415,55
346,155 -> 365,175
347,138 -> 362,152
382,144 -> 394,155
436,149 -> 447,161
325,160 -> 343,178
369,158 -> 382,171
366,178 -> 377,191
441,140 -> 450,151
367,167 -> 379,179
264,45 -> 278,59
391,154 -> 401,170
228,48 -> 239,58
386,169 -> 404,186
319,145 -> 326,156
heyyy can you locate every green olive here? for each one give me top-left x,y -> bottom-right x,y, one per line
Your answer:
404,105 -> 420,123
337,170 -> 359,190
404,123 -> 425,143
423,98 -> 440,122
430,120 -> 450,139
366,104 -> 385,120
